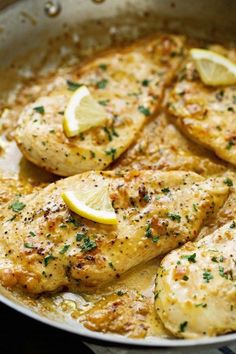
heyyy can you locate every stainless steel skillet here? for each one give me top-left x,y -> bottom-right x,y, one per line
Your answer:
0,0 -> 236,350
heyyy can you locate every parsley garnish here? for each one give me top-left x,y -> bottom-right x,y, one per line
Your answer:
182,275 -> 189,281
29,231 -> 36,237
44,254 -> 55,266
76,233 -> 86,242
105,147 -> 116,161
97,79 -> 108,89
99,99 -> 110,106
24,243 -> 35,249
145,223 -> 152,238
230,221 -> 236,229
224,178 -> 233,187
226,140 -> 235,150
80,236 -> 97,252
116,290 -> 125,296
179,321 -> 188,332
59,245 -> 70,254
66,80 -> 83,91
138,105 -> 150,116
142,79 -> 150,87
195,303 -> 207,308
152,236 -> 159,243
181,253 -> 196,263
161,187 -> 170,194
99,64 -> 107,71
108,262 -> 115,270
33,106 -> 45,115
203,271 -> 213,283
143,194 -> 150,202
9,200 -> 26,213
168,213 -> 181,222
193,203 -> 198,212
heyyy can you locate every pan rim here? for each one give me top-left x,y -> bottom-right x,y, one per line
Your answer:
1,292 -> 236,348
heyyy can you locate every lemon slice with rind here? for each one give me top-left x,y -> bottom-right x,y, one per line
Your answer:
190,48 -> 236,86
62,180 -> 117,225
63,85 -> 107,138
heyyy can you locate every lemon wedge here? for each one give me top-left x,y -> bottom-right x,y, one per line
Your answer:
63,85 -> 107,138
190,48 -> 236,86
62,180 -> 117,225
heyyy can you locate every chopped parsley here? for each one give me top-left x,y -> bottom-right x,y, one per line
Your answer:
203,271 -> 213,283
105,147 -> 116,161
9,200 -> 26,213
97,79 -> 108,89
138,105 -> 151,116
33,106 -> 45,115
230,221 -> 236,229
24,243 -> 35,249
181,253 -> 196,263
193,203 -> 198,212
108,262 -> 115,270
145,223 -> 159,243
29,231 -> 36,237
168,213 -> 181,222
145,223 -> 152,238
103,127 -> 119,141
76,233 -> 86,242
99,99 -> 110,106
179,321 -> 188,332
67,217 -> 81,228
66,80 -> 83,91
143,194 -> 150,202
142,79 -> 150,86
219,266 -> 226,278
224,178 -> 233,187
99,64 -> 107,71
161,187 -> 170,194
226,140 -> 235,150
116,290 -> 126,296
90,150 -> 96,158
59,244 -> 70,254
80,236 -> 97,252
195,303 -> 207,308
152,236 -> 159,243
182,275 -> 189,281
44,254 -> 55,266
154,290 -> 161,300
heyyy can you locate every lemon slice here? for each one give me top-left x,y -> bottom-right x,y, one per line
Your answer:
62,180 -> 117,225
63,85 -> 107,137
190,48 -> 236,86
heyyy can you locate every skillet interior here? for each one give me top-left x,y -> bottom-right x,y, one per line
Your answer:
0,0 -> 236,349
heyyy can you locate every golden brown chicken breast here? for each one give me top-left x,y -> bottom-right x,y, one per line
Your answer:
0,170 -> 229,294
15,34 -> 185,176
155,221 -> 236,338
166,47 -> 236,166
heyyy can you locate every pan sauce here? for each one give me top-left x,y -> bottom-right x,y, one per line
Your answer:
0,27 -> 235,339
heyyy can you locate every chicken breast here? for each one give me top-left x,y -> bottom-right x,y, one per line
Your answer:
114,112 -> 227,177
166,47 -> 236,166
14,34 -> 185,176
155,221 -> 236,338
0,170 -> 229,295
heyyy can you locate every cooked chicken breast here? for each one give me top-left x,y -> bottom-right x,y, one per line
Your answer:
155,221 -> 236,338
114,112 -> 227,177
14,34 -> 185,176
0,170 -> 228,294
166,47 -> 236,166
